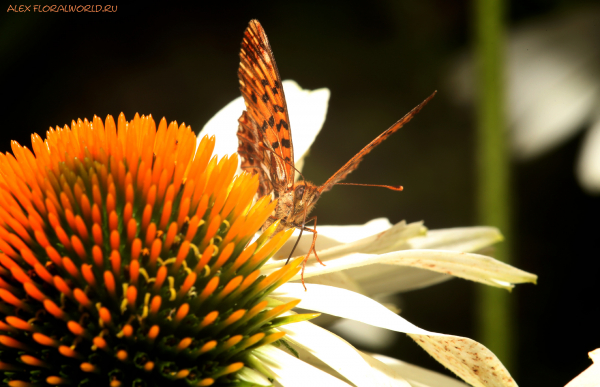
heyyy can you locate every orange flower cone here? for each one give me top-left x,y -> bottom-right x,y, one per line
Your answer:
0,113 -> 315,387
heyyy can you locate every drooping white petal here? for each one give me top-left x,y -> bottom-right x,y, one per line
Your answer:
347,265 -> 452,295
301,249 -> 534,290
272,283 -> 517,387
198,80 -> 330,174
252,345 -> 352,387
564,348 -> 600,387
330,318 -> 399,350
264,220 -> 532,290
271,220 -> 501,264
370,354 -> 470,387
274,220 -> 503,294
277,320 -> 410,387
577,118 -> 600,194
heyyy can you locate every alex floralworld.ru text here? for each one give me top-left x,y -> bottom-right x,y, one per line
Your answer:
7,5 -> 117,12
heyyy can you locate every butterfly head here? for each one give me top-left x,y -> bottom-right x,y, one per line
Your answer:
289,181 -> 320,220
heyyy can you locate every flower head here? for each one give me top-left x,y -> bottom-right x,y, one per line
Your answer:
0,114 -> 314,386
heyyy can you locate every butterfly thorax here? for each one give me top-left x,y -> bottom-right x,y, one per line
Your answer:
264,180 -> 321,232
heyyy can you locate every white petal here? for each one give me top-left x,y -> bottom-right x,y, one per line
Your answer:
269,249 -> 535,291
318,218 -> 393,244
407,226 -> 503,252
279,320 -> 411,387
301,270 -> 367,294
237,366 -> 272,386
577,118 -> 600,194
252,345 -> 352,387
565,348 -> 600,387
329,318 -> 399,350
264,220 -> 515,293
198,80 -> 330,175
346,265 -> 452,295
356,351 -> 418,387
281,80 -> 330,174
326,226 -> 504,293
266,220 -> 425,267
276,218 -> 394,257
199,95 -> 245,163
270,220 -> 500,264
370,354 -> 470,387
272,283 -> 517,387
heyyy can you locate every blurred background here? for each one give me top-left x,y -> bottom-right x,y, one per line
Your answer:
1,1 -> 599,385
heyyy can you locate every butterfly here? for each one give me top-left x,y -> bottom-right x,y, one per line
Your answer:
236,20 -> 436,282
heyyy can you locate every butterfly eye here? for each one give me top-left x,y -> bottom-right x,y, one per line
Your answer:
294,185 -> 305,199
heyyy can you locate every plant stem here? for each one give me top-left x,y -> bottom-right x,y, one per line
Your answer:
474,0 -> 515,374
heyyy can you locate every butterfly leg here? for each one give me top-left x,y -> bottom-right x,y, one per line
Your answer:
295,216 -> 325,290
301,216 -> 325,267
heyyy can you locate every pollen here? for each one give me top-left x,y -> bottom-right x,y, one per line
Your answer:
0,113 -> 311,387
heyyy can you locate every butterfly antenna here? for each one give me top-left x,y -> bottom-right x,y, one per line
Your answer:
335,182 -> 404,191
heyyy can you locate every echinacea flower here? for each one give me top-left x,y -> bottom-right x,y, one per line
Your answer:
0,114 -> 317,387
200,80 -> 538,386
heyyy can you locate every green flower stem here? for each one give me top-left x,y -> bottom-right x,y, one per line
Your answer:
473,0 -> 515,373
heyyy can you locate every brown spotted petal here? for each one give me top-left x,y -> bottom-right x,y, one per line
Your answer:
272,283 -> 517,387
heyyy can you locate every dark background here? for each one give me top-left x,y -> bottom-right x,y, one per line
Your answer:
1,1 -> 598,386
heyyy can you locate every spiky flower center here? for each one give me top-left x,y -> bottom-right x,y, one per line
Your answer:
0,114 -> 304,387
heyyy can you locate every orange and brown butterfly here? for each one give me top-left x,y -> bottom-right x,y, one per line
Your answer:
236,19 -> 436,281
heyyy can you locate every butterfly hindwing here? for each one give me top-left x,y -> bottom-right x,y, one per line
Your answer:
237,110 -> 273,198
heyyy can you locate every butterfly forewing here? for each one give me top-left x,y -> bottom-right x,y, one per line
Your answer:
237,20 -> 295,195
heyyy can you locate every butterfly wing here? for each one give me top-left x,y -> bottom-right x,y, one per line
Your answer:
319,91 -> 437,193
237,20 -> 295,196
237,111 -> 273,198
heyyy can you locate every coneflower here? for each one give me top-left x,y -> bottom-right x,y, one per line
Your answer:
0,113 -> 315,387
